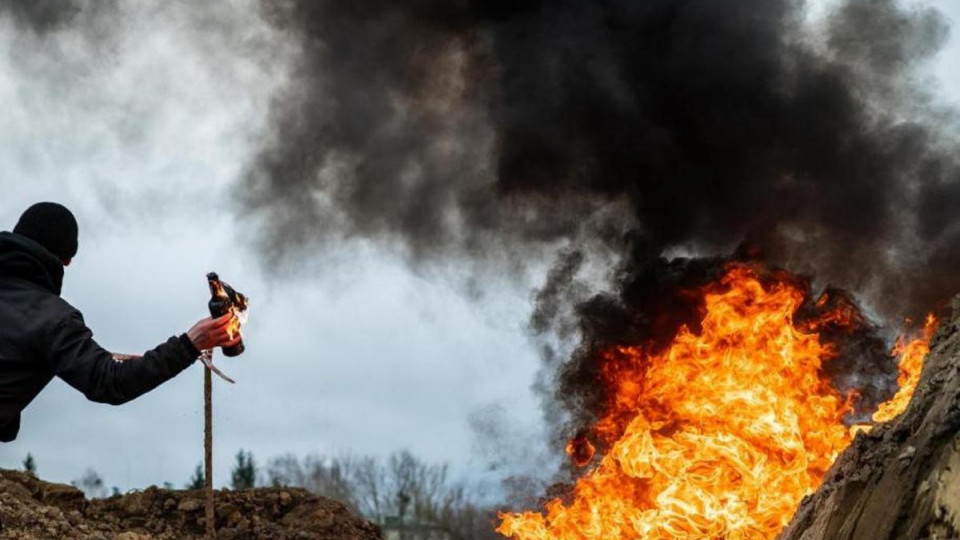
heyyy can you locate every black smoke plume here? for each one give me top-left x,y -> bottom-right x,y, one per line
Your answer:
243,0 -> 956,317
242,0 -> 957,458
0,0 -> 80,33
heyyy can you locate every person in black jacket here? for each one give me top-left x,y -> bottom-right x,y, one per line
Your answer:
0,202 -> 240,442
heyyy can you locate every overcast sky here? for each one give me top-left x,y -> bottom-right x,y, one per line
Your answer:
1,0 -> 959,494
0,0 -> 548,492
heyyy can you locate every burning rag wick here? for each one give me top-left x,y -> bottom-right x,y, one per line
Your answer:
228,308 -> 249,340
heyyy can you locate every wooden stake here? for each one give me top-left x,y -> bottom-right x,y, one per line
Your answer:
204,361 -> 215,540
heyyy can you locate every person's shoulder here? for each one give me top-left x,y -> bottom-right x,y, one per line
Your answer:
40,294 -> 83,326
34,295 -> 90,343
0,279 -> 82,345
43,294 -> 81,319
3,281 -> 82,324
1,274 -> 63,304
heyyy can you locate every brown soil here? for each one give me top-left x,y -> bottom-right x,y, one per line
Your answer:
0,469 -> 381,540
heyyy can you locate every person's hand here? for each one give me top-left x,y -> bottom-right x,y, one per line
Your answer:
187,314 -> 241,351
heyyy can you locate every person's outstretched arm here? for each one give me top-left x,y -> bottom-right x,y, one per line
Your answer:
44,311 -> 239,405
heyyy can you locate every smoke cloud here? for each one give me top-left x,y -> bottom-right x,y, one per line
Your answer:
242,0 -> 956,319
0,0 -> 80,33
240,0 -> 960,466
240,1 -> 632,269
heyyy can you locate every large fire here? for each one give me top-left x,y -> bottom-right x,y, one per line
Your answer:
498,265 -> 934,540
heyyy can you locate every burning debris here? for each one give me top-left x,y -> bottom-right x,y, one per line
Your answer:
498,262 -> 934,540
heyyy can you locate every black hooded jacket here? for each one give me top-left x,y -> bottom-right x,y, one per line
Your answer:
0,231 -> 200,442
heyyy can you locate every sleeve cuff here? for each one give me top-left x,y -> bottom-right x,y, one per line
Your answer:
178,333 -> 201,360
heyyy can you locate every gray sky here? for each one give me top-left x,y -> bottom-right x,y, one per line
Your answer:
0,0 -> 547,491
1,0 -> 958,494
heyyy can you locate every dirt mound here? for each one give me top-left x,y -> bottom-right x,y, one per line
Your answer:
0,469 -> 381,540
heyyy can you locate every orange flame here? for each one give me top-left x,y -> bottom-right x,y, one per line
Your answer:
871,314 -> 937,423
226,311 -> 244,340
209,277 -> 249,340
567,435 -> 597,468
498,265 -> 935,540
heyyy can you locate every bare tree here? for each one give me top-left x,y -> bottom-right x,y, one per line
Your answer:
350,450 -> 498,539
265,454 -> 304,487
264,450 -> 500,539
266,453 -> 358,511
352,455 -> 387,522
303,454 -> 357,509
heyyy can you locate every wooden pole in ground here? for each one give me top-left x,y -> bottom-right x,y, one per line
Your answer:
204,362 -> 215,540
